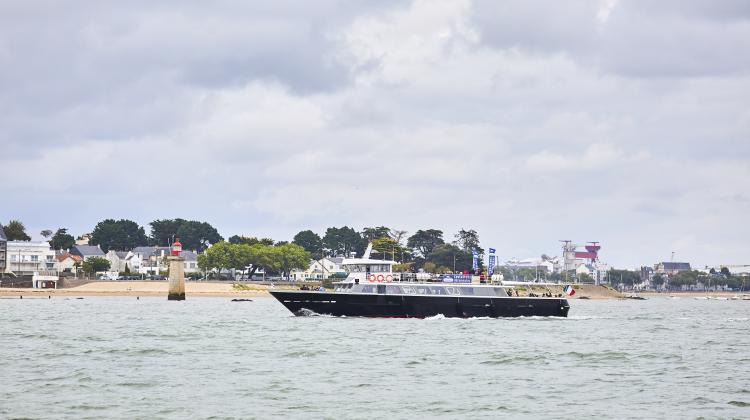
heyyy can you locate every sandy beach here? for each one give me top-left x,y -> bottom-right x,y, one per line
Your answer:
2,281 -> 745,300
0,281 -> 274,298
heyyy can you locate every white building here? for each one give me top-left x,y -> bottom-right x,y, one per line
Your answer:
290,257 -> 346,281
55,252 -> 83,274
504,257 -> 557,274
70,244 -> 105,261
0,225 -> 7,273
104,250 -> 129,273
4,241 -> 57,276
124,247 -> 200,275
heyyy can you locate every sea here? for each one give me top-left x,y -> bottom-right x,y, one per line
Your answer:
1,296 -> 748,419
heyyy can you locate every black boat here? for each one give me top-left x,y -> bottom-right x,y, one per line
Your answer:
269,246 -> 570,318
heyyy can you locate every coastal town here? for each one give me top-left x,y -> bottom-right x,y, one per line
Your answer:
1,218 -> 748,294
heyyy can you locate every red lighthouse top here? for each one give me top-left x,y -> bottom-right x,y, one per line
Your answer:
171,238 -> 182,256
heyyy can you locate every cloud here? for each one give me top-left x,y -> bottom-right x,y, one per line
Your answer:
524,143 -> 624,172
1,0 -> 749,269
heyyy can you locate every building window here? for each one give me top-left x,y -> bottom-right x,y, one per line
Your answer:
31,255 -> 39,262
47,255 -> 54,262
10,255 -> 17,262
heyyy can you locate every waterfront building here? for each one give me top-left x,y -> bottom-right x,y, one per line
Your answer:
75,233 -> 92,245
70,244 -> 105,261
104,250 -> 129,272
504,257 -> 558,273
55,252 -> 82,274
654,262 -> 691,276
129,246 -> 171,275
4,241 -> 56,276
290,257 -> 347,281
126,246 -> 199,275
0,224 -> 7,274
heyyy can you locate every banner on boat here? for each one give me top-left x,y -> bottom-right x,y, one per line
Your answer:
442,274 -> 472,283
488,250 -> 496,276
472,251 -> 479,271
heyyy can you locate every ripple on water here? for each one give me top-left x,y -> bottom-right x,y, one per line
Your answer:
2,296 -> 750,419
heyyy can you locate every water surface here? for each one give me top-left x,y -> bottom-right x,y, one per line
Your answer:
1,296 -> 748,419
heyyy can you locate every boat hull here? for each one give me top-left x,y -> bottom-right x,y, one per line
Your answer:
269,291 -> 570,318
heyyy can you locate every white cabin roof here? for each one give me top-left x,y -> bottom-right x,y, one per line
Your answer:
342,258 -> 397,266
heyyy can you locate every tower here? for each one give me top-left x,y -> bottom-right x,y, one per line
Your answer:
167,238 -> 185,301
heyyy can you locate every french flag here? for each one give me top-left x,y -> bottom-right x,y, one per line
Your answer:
564,285 -> 576,296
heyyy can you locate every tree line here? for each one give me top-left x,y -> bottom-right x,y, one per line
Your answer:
1,218 -> 225,253
6,218 -> 485,273
3,219 -> 487,273
291,226 -> 485,273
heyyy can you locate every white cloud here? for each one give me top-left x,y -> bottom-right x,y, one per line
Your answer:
2,0 -> 749,268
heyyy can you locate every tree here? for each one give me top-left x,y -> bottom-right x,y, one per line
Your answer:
82,256 -> 111,274
3,220 -> 31,241
198,241 -> 233,275
274,243 -> 311,279
423,261 -> 437,273
720,267 -> 731,277
292,230 -> 323,256
177,221 -> 223,251
371,237 -> 409,261
228,235 -> 274,246
671,270 -> 699,288
454,228 -> 483,253
389,229 -> 408,245
578,273 -> 594,283
608,269 -> 641,287
427,244 -> 472,272
149,219 -> 223,251
407,229 -> 444,257
149,219 -> 184,246
652,274 -> 665,288
323,226 -> 365,257
361,226 -> 391,241
90,219 -> 148,253
50,228 -> 75,251
393,263 -> 412,272
40,229 -> 53,239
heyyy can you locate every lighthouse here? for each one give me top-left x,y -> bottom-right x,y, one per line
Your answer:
167,238 -> 186,300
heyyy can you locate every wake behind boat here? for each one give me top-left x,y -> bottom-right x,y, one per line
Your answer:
270,245 -> 570,318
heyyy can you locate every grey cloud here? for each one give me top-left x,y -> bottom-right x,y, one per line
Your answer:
469,0 -> 750,79
1,0 -> 749,268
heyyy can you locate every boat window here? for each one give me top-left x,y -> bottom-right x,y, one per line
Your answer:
460,287 -> 474,295
386,285 -> 403,294
377,284 -> 386,294
415,286 -> 431,295
401,286 -> 416,294
429,286 -> 446,295
360,285 -> 375,293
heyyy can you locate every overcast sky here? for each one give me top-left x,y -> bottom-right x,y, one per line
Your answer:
2,0 -> 749,268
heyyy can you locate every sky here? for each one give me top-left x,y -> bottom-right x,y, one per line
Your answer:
1,0 -> 749,269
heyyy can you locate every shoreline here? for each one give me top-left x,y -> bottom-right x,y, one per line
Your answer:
0,281 -> 274,298
2,281 -> 747,300
637,290 -> 750,298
